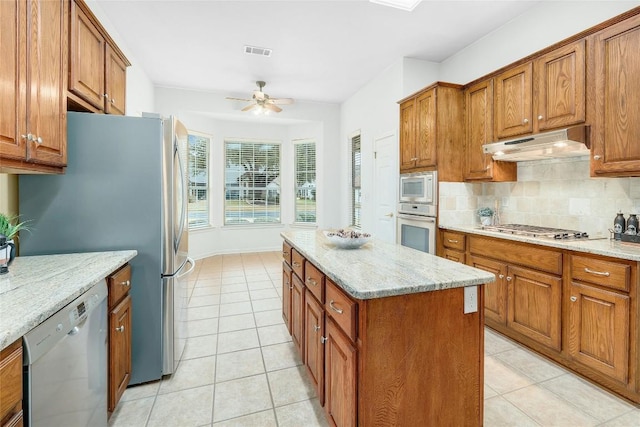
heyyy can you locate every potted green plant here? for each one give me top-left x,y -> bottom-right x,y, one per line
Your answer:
0,213 -> 30,241
477,207 -> 494,226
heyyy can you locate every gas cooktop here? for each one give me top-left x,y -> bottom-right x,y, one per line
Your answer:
480,224 -> 590,240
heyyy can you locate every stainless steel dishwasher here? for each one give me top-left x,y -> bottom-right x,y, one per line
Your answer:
23,280 -> 109,427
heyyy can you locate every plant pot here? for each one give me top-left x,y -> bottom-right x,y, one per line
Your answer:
480,216 -> 492,226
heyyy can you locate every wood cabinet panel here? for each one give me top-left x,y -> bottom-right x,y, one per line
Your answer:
570,255 -> 631,292
468,255 -> 507,325
442,248 -> 465,264
304,290 -> 325,405
291,248 -> 305,280
442,230 -> 466,251
414,88 -> 437,170
0,340 -> 22,426
109,294 -> 131,412
69,1 -> 105,110
324,318 -> 357,427
494,62 -> 533,139
304,261 -> 325,304
325,279 -> 357,342
108,264 -> 131,307
282,241 -> 292,265
282,263 -> 292,333
567,281 -> 630,383
291,273 -> 305,361
534,40 -> 586,131
105,44 -> 127,115
507,265 -> 562,351
399,99 -> 416,171
591,13 -> 640,176
468,235 -> 562,275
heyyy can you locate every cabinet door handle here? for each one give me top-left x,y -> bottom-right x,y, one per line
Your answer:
103,93 -> 109,98
111,99 -> 116,104
329,300 -> 343,314
498,274 -> 505,279
570,296 -> 577,302
115,325 -> 125,332
120,280 -> 131,287
292,261 -> 301,268
447,239 -> 459,243
320,336 -> 328,344
523,118 -> 529,124
314,325 -> 321,332
306,277 -> 317,287
35,136 -> 43,144
593,155 -> 602,160
584,267 -> 610,277
282,251 -> 289,257
506,276 -> 512,281
538,115 -> 544,120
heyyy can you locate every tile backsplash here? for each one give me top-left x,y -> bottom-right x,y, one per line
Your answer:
439,156 -> 640,238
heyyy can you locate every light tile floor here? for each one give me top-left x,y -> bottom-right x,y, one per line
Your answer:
109,252 -> 640,427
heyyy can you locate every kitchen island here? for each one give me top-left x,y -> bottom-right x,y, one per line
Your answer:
281,230 -> 495,427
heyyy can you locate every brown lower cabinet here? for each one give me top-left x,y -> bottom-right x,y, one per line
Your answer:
0,339 -> 23,427
108,264 -> 132,414
283,244 -> 485,426
441,229 -> 640,404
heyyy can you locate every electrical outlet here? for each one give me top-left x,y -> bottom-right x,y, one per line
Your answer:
501,197 -> 510,208
464,286 -> 478,314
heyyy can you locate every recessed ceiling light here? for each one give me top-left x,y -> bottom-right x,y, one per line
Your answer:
244,45 -> 272,57
369,0 -> 422,11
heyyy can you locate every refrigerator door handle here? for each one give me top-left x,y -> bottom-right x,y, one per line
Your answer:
177,257 -> 196,278
174,140 -> 187,254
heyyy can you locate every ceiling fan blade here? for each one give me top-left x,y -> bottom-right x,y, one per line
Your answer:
241,103 -> 257,112
226,97 -> 253,102
263,103 -> 282,113
270,98 -> 294,105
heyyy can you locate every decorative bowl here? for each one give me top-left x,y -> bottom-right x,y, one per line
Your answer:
323,229 -> 372,249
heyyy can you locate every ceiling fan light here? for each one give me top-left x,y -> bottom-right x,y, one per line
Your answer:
369,0 -> 421,11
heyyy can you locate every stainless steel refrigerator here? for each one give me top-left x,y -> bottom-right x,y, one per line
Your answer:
19,111 -> 194,384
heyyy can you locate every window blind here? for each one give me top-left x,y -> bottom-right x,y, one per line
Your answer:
225,140 -> 281,224
294,141 -> 316,223
351,134 -> 361,228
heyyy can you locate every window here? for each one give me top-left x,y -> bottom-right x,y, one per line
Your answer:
225,140 -> 281,224
350,133 -> 361,228
294,140 -> 316,223
187,132 -> 210,229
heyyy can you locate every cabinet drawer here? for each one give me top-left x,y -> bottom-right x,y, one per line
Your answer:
292,249 -> 305,280
108,264 -> 132,308
442,231 -> 465,251
469,236 -> 562,275
442,248 -> 465,264
570,255 -> 631,292
282,242 -> 292,266
325,279 -> 357,341
304,261 -> 325,303
0,340 -> 22,422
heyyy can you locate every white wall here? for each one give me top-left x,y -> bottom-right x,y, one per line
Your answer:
154,87 -> 341,258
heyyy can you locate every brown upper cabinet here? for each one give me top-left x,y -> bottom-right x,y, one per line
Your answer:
0,0 -> 67,173
494,40 -> 586,140
69,0 -> 130,115
590,13 -> 640,177
464,79 -> 517,181
398,82 -> 464,181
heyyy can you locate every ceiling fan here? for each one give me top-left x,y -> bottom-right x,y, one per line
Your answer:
226,81 -> 294,113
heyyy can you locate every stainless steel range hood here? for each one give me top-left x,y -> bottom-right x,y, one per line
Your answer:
482,125 -> 590,161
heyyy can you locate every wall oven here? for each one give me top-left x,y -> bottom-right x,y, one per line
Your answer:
398,171 -> 437,254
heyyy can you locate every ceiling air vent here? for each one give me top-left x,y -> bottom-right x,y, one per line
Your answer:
244,45 -> 272,57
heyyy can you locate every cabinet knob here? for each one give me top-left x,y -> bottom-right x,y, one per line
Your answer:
103,93 -> 109,98
111,99 -> 116,104
292,261 -> 301,268
593,155 -> 602,160
306,277 -> 317,287
120,280 -> 131,287
538,115 -> 543,120
506,276 -> 512,281
21,133 -> 34,141
498,274 -> 505,279
570,296 -> 577,302
320,336 -> 328,344
35,136 -> 43,144
523,118 -> 529,124
282,251 -> 289,257
115,325 -> 125,332
314,325 -> 321,332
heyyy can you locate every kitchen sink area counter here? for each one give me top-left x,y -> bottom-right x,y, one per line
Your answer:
0,250 -> 136,351
280,230 -> 495,299
281,230 -> 494,426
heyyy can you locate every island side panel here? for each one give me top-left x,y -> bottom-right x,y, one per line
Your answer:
357,286 -> 484,426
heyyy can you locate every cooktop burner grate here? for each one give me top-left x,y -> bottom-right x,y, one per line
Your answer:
481,224 -> 589,240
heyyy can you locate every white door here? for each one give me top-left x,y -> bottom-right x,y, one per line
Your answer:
374,132 -> 398,243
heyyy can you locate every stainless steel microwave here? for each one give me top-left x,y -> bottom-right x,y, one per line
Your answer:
399,171 -> 437,205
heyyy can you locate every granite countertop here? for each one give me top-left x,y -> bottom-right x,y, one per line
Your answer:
281,230 -> 495,300
441,224 -> 640,262
0,250 -> 137,351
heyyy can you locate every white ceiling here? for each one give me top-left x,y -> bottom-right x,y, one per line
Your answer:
95,0 -> 540,104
